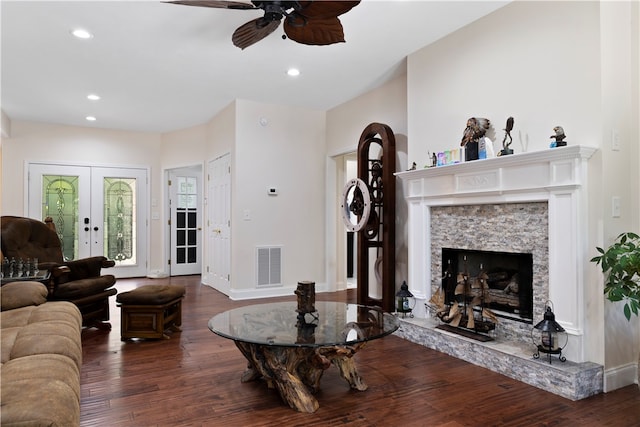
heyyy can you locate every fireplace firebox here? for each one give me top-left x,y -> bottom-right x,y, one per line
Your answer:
442,248 -> 533,324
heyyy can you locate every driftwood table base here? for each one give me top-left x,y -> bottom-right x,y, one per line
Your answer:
208,301 -> 399,413
234,341 -> 367,413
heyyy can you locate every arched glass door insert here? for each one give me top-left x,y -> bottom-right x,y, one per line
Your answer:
43,174 -> 80,261
104,177 -> 136,265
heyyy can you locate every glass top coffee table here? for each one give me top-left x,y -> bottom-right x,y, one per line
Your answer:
209,301 -> 399,413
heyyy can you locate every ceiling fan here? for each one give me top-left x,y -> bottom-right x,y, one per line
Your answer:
169,1 -> 361,50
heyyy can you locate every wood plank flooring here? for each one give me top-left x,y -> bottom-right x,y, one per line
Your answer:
80,276 -> 640,426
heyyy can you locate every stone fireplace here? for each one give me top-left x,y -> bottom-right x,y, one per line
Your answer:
395,146 -> 603,400
433,203 -> 543,344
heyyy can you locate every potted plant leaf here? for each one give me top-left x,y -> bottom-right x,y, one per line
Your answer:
592,232 -> 640,388
591,232 -> 640,320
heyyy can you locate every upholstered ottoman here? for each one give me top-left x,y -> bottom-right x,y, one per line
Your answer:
116,284 -> 185,341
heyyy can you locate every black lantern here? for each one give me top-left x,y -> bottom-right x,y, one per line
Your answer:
396,281 -> 414,318
531,301 -> 567,364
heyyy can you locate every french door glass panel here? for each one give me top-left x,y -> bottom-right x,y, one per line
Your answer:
43,174 -> 80,260
169,168 -> 201,276
102,176 -> 137,265
92,167 -> 147,277
29,164 -> 91,260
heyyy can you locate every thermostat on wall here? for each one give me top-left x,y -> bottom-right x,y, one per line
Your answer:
268,187 -> 278,196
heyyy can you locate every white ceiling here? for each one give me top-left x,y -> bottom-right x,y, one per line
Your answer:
1,1 -> 508,134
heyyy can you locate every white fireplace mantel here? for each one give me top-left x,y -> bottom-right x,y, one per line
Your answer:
396,145 -> 597,362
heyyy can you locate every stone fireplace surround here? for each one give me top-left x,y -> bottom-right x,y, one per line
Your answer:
395,146 -> 602,400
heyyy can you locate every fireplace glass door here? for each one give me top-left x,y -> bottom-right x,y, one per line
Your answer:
442,248 -> 533,323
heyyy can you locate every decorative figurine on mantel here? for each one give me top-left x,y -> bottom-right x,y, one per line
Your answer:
460,117 -> 492,161
550,126 -> 567,147
499,116 -> 515,156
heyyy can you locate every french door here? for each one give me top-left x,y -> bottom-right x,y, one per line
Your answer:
168,167 -> 202,276
28,163 -> 148,278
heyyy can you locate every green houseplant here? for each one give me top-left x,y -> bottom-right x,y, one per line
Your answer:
591,232 -> 640,320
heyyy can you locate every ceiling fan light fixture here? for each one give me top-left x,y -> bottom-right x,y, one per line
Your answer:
286,68 -> 300,77
71,28 -> 93,39
170,0 -> 359,49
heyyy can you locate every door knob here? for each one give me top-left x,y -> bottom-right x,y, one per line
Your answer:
93,226 -> 99,231
84,227 -> 90,231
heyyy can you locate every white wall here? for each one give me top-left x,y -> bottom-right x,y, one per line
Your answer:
230,100 -> 327,298
327,75 -> 408,156
599,0 -> 640,390
205,101 -> 236,163
408,1 -> 601,164
162,124 -> 207,168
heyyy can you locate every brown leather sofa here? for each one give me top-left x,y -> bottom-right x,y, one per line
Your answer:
1,216 -> 117,328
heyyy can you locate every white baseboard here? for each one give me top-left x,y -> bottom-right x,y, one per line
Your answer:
604,361 -> 639,392
146,270 -> 169,279
229,282 -> 329,300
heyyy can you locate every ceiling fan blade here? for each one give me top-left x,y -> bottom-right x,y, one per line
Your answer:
296,1 -> 360,19
283,1 -> 359,46
283,16 -> 345,46
232,18 -> 281,49
167,1 -> 256,10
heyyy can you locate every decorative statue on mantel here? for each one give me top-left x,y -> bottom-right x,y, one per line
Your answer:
460,117 -> 492,161
550,126 -> 567,147
500,116 -> 515,156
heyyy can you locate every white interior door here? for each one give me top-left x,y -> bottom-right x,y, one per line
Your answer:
168,166 -> 202,276
207,154 -> 231,293
28,163 -> 148,278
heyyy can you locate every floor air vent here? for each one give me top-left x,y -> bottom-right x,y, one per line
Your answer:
256,246 -> 282,287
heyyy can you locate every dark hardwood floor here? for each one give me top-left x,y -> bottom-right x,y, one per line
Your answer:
80,276 -> 640,426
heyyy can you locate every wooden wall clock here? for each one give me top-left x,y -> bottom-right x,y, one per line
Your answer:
341,123 -> 396,312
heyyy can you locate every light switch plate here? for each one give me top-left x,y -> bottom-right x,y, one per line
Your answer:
612,129 -> 620,151
612,196 -> 621,218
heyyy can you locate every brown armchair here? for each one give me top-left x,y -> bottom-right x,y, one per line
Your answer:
1,215 -> 117,329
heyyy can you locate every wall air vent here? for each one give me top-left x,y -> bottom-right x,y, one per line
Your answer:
256,246 -> 282,287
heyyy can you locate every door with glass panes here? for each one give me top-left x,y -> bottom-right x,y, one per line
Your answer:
169,168 -> 201,276
28,163 -> 148,278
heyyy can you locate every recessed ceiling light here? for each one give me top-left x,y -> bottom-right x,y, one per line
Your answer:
87,94 -> 101,101
85,116 -> 97,122
71,28 -> 93,39
286,68 -> 300,77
